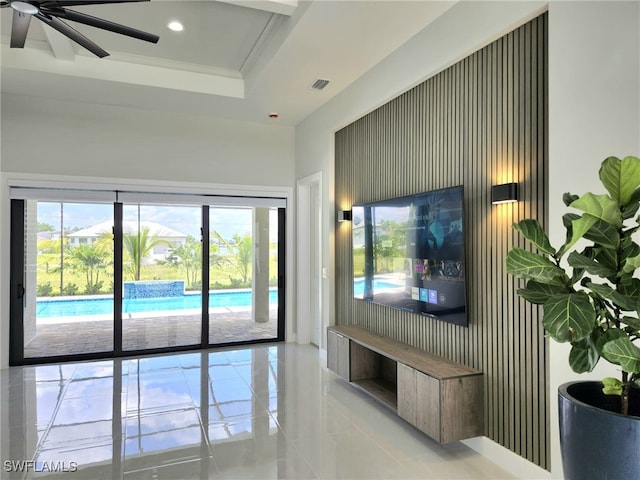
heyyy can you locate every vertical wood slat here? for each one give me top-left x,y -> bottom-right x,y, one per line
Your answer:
334,14 -> 548,470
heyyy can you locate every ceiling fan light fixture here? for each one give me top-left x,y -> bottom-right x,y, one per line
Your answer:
167,20 -> 184,32
10,1 -> 38,14
3,0 -> 160,57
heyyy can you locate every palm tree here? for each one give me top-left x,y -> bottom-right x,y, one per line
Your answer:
159,235 -> 202,290
159,233 -> 230,290
123,226 -> 169,281
65,243 -> 109,294
214,232 -> 252,286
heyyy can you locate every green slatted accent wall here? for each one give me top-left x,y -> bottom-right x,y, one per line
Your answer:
334,14 -> 549,469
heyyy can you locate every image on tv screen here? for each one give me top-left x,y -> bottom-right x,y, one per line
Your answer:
352,186 -> 467,326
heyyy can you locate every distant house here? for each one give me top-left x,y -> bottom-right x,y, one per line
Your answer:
67,221 -> 188,262
37,231 -> 61,242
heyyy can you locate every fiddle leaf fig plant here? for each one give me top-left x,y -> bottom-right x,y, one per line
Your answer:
506,155 -> 640,416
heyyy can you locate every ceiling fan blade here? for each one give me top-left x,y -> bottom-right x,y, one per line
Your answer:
42,7 -> 159,43
35,13 -> 109,58
10,10 -> 32,48
41,1 -> 150,7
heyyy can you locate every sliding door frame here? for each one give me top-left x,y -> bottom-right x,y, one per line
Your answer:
114,202 -> 124,356
9,199 -> 25,366
7,189 -> 288,366
201,206 -> 210,347
277,207 -> 286,340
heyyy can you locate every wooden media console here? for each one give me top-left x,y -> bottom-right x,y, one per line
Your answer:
327,325 -> 483,443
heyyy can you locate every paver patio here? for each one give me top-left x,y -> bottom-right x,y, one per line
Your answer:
24,308 -> 278,358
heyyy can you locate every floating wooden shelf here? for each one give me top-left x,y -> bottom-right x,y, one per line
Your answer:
327,325 -> 484,443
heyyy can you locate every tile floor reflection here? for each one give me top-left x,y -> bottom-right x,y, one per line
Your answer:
0,344 -> 516,479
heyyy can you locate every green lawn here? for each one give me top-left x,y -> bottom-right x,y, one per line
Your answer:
353,248 -> 365,277
36,254 -> 277,296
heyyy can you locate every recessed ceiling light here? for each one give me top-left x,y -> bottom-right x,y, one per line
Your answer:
167,21 -> 184,32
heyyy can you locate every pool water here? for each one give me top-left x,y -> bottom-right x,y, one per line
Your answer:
37,290 -> 278,318
353,279 -> 403,297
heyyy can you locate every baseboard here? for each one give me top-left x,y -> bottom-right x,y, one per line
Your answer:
462,436 -> 556,479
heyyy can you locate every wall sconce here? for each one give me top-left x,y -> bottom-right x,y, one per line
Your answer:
337,209 -> 352,222
491,182 -> 518,204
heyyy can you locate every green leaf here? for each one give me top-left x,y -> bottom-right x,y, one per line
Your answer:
567,251 -> 616,278
582,219 -> 620,249
621,316 -> 640,332
543,292 -> 596,343
593,327 -> 626,352
512,219 -> 556,255
623,254 -> 640,274
594,246 -> 618,272
602,377 -> 623,395
517,280 -> 567,304
560,213 -> 579,254
602,336 -> 640,374
599,155 -> 640,206
563,192 -> 580,207
562,214 -> 598,255
618,278 -> 640,305
628,187 -> 640,205
587,282 -> 638,311
622,197 -> 640,220
569,338 -> 600,373
506,248 -> 567,285
622,188 -> 640,219
621,233 -> 640,249
623,225 -> 640,237
562,212 -> 580,229
570,193 -> 622,228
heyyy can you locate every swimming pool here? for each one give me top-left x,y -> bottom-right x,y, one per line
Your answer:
36,289 -> 278,318
353,279 -> 403,297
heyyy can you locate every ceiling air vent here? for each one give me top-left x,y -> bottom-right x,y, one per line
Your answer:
311,79 -> 330,90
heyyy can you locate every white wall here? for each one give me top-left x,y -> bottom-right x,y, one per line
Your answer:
1,95 -> 295,186
295,1 -> 639,477
548,1 -> 640,477
0,75 -> 3,472
0,95 -> 296,369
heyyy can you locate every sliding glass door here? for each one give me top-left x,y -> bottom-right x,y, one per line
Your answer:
18,200 -> 115,359
208,206 -> 280,344
9,189 -> 286,365
121,203 -> 202,351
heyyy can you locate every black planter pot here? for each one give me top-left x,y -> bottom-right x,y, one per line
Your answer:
558,381 -> 640,480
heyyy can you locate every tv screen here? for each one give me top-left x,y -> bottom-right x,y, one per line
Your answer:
352,186 -> 467,326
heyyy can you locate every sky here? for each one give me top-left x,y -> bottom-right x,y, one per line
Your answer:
36,202 -> 276,240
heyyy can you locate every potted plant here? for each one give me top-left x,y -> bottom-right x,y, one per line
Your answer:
506,155 -> 640,479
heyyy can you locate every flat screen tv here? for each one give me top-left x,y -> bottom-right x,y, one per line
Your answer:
352,185 -> 467,326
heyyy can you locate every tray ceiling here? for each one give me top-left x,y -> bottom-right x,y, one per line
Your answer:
1,1 -> 456,125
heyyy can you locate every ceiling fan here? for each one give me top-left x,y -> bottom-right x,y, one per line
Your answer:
1,0 -> 159,58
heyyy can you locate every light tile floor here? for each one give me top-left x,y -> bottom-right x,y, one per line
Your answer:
0,343 -> 516,479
